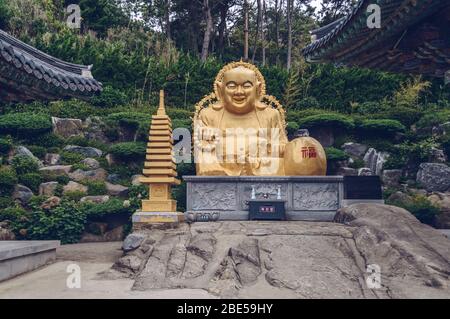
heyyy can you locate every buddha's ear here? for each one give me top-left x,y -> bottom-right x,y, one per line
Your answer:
256,80 -> 262,96
216,81 -> 223,100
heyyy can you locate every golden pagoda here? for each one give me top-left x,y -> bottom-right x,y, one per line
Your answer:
132,90 -> 184,228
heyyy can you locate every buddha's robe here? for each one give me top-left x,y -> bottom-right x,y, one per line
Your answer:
194,103 -> 287,176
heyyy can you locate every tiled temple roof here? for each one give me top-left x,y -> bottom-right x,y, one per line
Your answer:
0,29 -> 102,102
303,0 -> 450,79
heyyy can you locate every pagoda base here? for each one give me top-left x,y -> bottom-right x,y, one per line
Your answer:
132,211 -> 184,230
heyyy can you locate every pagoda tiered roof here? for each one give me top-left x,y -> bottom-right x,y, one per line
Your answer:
303,0 -> 450,79
0,29 -> 102,102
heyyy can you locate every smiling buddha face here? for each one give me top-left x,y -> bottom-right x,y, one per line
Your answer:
217,66 -> 261,115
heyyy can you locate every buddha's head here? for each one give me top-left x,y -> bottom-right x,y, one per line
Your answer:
217,66 -> 262,114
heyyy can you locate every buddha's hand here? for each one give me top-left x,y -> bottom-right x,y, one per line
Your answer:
194,126 -> 221,151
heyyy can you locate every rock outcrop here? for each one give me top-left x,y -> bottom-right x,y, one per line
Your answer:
104,204 -> 450,298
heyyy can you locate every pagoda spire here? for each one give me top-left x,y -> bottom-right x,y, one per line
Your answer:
132,90 -> 184,228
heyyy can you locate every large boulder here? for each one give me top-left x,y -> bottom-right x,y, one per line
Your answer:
358,167 -> 372,176
363,148 -> 389,175
40,196 -> 61,210
80,158 -> 100,169
13,146 -> 43,167
416,163 -> 450,192
341,142 -> 368,158
44,153 -> 61,165
309,127 -> 334,147
336,167 -> 358,176
429,147 -> 447,164
334,203 -> 450,296
39,182 -> 58,196
131,174 -> 143,186
387,191 -> 414,206
52,117 -> 83,138
105,182 -> 129,197
0,226 -> 15,240
84,116 -> 109,143
64,145 -> 103,158
12,184 -> 33,204
63,181 -> 88,194
39,165 -> 72,177
80,195 -> 110,204
69,168 -> 108,182
122,233 -> 146,252
382,169 -> 403,187
428,192 -> 450,229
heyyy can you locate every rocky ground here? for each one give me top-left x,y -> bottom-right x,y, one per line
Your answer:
103,204 -> 450,299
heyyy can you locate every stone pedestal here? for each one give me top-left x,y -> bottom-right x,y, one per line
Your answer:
184,176 -> 344,221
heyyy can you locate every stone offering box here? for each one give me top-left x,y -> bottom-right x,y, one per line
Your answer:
184,176 -> 344,221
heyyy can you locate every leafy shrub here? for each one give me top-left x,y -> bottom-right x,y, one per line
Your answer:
294,97 -> 320,109
109,142 -> 146,161
0,166 -> 18,196
28,201 -> 86,244
85,181 -> 107,196
48,99 -> 97,120
25,145 -> 46,159
24,132 -> 65,148
60,151 -> 85,165
388,195 -> 439,226
416,110 -> 450,130
0,112 -> 52,138
325,147 -> 349,162
440,135 -> 450,160
287,122 -> 300,136
172,119 -> 192,130
358,119 -> 405,137
383,156 -> 407,170
63,191 -> 86,202
0,137 -> 13,155
287,108 -> 335,123
354,101 -> 387,115
83,198 -> 135,219
91,86 -> 129,108
0,196 -> 13,209
11,155 -> 39,175
71,163 -> 90,171
349,158 -> 365,169
382,107 -> 423,127
298,114 -> 355,131
18,173 -> 43,193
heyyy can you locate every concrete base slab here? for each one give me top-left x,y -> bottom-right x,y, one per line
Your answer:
0,241 -> 60,282
132,211 -> 185,230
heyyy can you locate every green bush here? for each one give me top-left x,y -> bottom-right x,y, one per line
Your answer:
294,97 -> 320,110
298,114 -> 355,131
25,133 -> 65,148
11,155 -> 39,175
286,122 -> 300,136
287,109 -> 336,123
83,198 -> 135,219
0,137 -> 13,155
91,86 -> 129,108
358,119 -> 405,137
26,145 -> 46,159
0,166 -> 18,196
439,135 -> 450,159
48,99 -> 97,120
388,195 -> 439,226
416,109 -> 450,130
325,147 -> 349,162
28,201 -> 86,244
18,173 -> 43,193
349,158 -> 365,169
60,151 -> 85,165
85,181 -> 107,196
109,142 -> 146,161
382,107 -> 423,127
383,156 -> 407,170
63,191 -> 86,202
0,112 -> 52,138
354,101 -> 387,115
0,196 -> 13,209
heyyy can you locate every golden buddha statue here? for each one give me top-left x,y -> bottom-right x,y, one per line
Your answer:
193,61 -> 326,176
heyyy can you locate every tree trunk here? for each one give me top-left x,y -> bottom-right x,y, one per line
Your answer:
261,0 -> 267,66
201,0 -> 213,62
218,1 -> 229,57
164,0 -> 171,41
251,0 -> 262,63
243,0 -> 249,60
275,0 -> 281,65
286,0 -> 293,70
